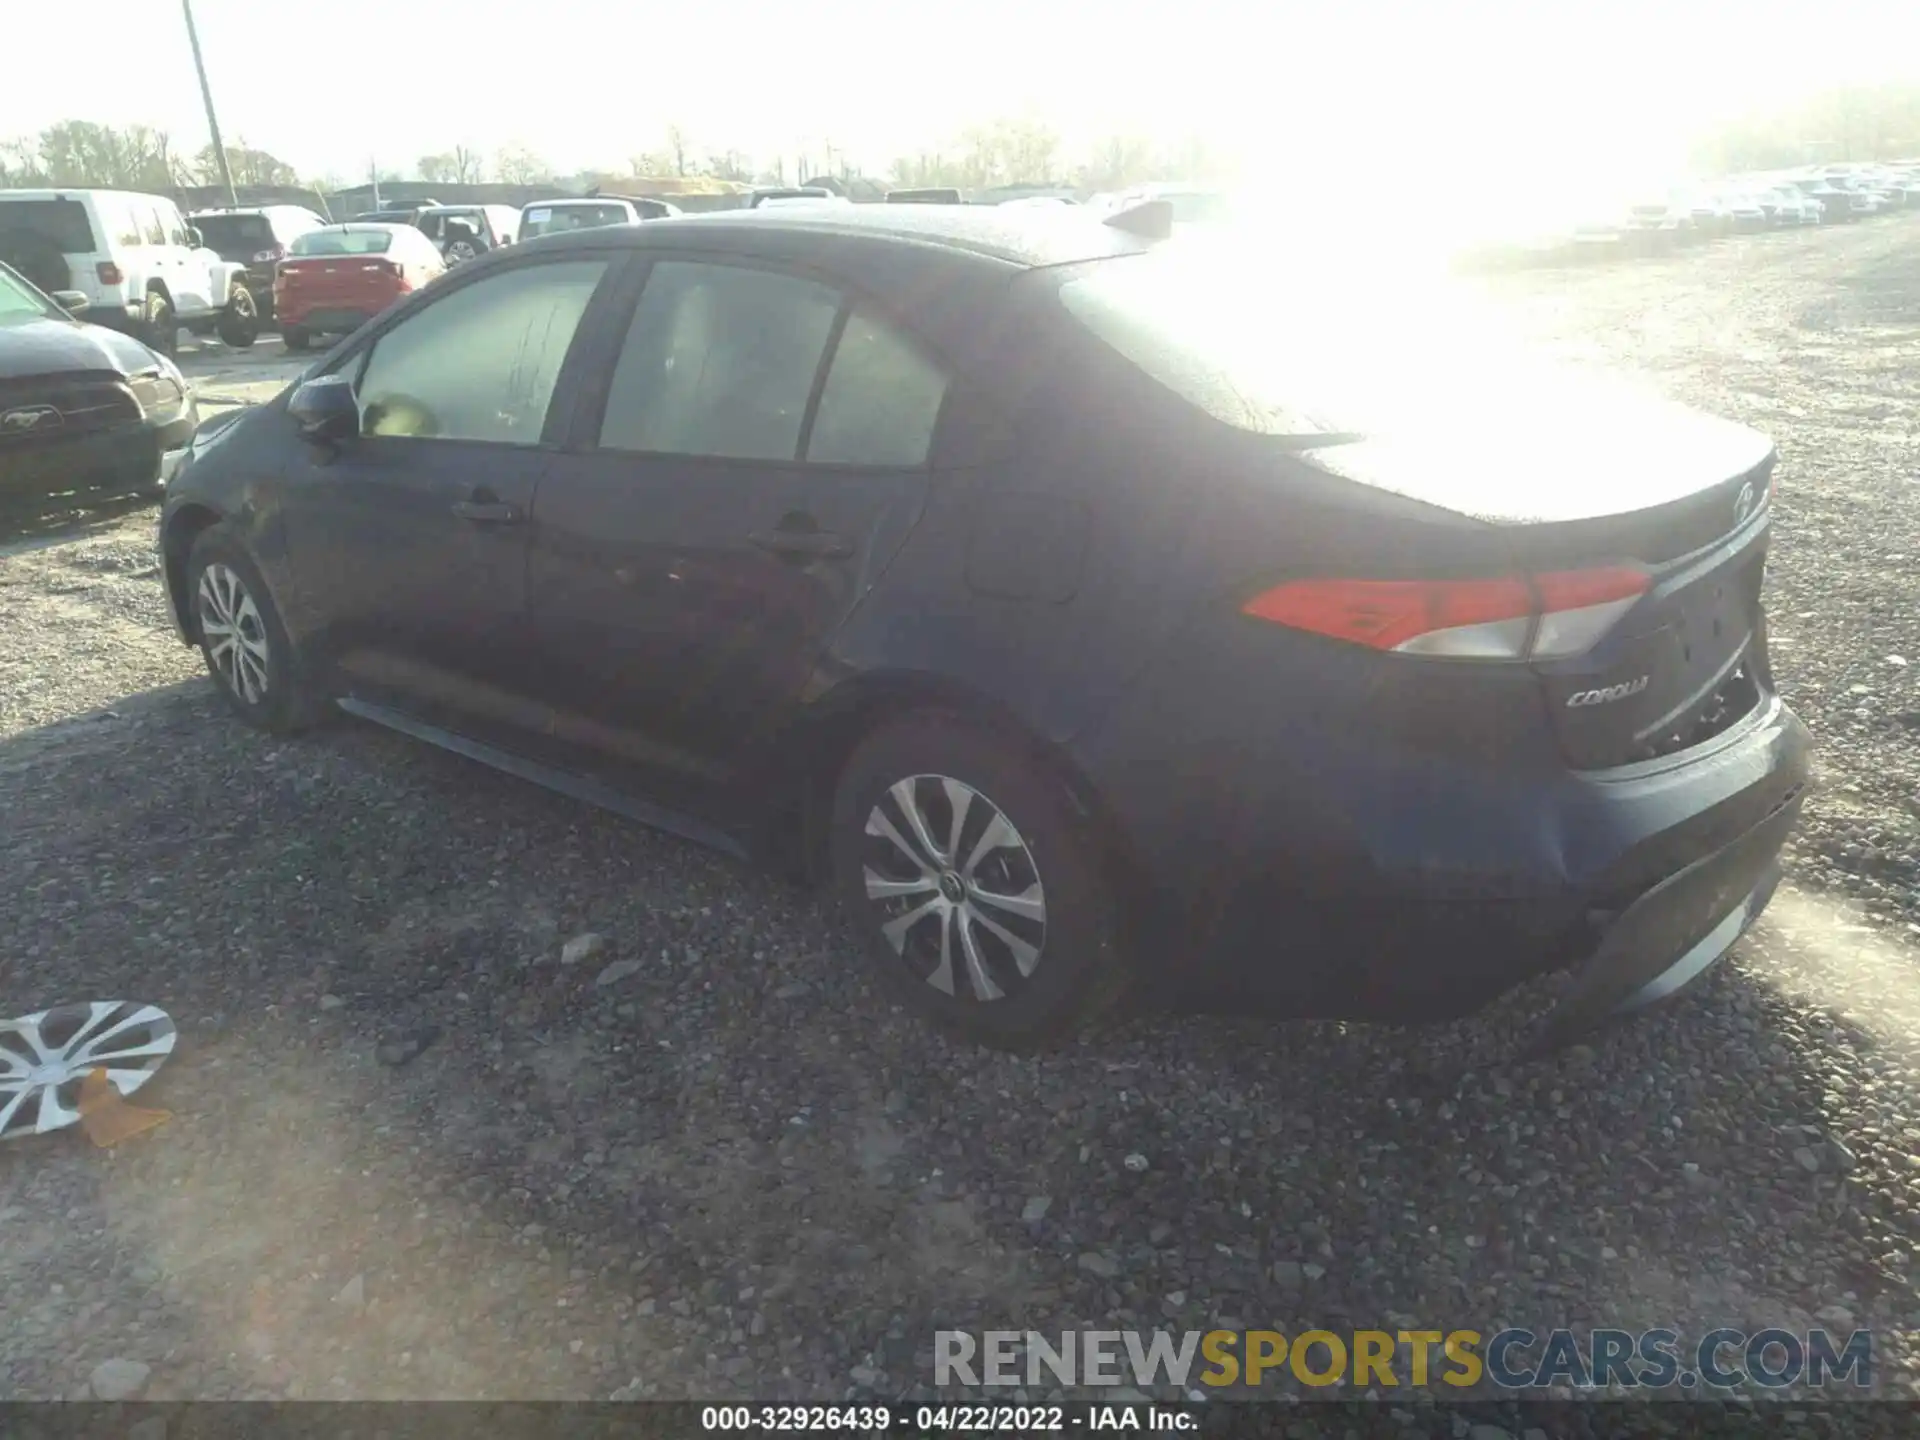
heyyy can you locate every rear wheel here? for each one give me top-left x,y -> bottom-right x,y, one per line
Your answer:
281,324 -> 311,352
216,286 -> 259,348
185,525 -> 327,734
828,713 -> 1127,1050
140,290 -> 176,357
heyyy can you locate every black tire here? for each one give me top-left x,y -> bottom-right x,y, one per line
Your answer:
216,286 -> 259,348
184,524 -> 328,734
281,324 -> 312,352
828,712 -> 1127,1049
140,290 -> 177,358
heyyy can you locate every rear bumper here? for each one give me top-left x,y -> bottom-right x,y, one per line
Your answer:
276,304 -> 381,335
1076,655 -> 1812,1035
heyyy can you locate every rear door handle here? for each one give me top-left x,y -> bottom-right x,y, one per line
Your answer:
451,499 -> 521,524
749,528 -> 852,560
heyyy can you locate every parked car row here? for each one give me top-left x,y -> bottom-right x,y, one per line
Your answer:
1490,161 -> 1920,269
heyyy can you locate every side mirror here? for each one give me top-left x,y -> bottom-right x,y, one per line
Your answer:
187,227 -> 205,249
49,290 -> 91,316
288,374 -> 360,447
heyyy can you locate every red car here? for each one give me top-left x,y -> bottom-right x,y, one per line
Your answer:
272,223 -> 445,351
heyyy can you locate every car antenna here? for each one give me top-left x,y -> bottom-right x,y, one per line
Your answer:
1103,198 -> 1174,240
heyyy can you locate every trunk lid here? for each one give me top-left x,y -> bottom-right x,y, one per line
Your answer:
276,255 -> 397,305
1302,364 -> 1777,771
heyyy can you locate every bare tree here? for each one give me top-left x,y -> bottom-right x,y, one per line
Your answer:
707,149 -> 754,182
665,125 -> 692,178
451,144 -> 485,184
493,146 -> 552,185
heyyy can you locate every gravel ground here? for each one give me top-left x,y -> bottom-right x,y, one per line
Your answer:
1,221 -> 1917,1411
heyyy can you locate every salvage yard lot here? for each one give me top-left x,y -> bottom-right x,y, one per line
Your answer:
1,218 -> 1918,1406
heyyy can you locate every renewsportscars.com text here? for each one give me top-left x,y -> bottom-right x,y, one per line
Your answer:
934,1328 -> 1873,1390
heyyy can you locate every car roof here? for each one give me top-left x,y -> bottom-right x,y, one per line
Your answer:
0,188 -> 171,204
527,202 -> 1160,269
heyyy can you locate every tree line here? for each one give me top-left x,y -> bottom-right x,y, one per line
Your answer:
0,116 -> 1219,198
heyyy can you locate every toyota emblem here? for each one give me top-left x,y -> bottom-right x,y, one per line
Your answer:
1732,480 -> 1755,528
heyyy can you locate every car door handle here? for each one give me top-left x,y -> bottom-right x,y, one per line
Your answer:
451,499 -> 521,524
749,528 -> 852,560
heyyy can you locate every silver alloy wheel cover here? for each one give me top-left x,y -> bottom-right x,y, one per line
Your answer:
862,774 -> 1047,1001
0,1002 -> 177,1139
197,561 -> 271,705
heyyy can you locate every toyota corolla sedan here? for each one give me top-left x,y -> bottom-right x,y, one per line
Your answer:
156,203 -> 1810,1051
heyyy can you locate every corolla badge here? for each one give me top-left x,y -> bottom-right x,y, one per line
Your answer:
1733,480 -> 1756,527
0,404 -> 63,433
1567,675 -> 1650,708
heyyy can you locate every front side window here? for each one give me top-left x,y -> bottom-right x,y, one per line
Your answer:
356,259 -> 607,443
805,307 -> 948,466
164,207 -> 191,247
598,261 -> 840,461
141,207 -> 168,246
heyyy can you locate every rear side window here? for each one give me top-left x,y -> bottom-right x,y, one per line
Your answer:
522,203 -> 630,239
597,261 -> 840,461
356,258 -> 607,444
0,199 -> 99,252
806,307 -> 948,466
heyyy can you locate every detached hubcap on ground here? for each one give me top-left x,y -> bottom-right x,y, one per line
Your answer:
0,1002 -> 177,1139
197,562 -> 270,704
862,775 -> 1047,1002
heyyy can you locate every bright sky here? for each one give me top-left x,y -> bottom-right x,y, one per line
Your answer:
6,0 -> 1916,205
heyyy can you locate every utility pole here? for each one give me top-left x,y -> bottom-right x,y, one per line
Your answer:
181,0 -> 238,206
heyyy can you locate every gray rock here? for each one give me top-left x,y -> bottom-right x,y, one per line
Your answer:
561,932 -> 606,965
594,959 -> 643,988
1302,1263 -> 1326,1281
1078,1252 -> 1120,1279
1815,1304 -> 1856,1330
89,1358 -> 151,1401
1123,1152 -> 1150,1173
376,1026 -> 439,1067
1272,1261 -> 1305,1288
1468,1427 -> 1516,1440
774,982 -> 809,1000
1111,1387 -> 1150,1403
1793,1146 -> 1823,1173
318,994 -> 346,1011
128,1418 -> 169,1440
850,1364 -> 882,1387
334,1273 -> 366,1307
1021,1196 -> 1052,1223
1826,1137 -> 1859,1173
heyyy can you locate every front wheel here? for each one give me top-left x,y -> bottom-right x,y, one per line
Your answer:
828,713 -> 1128,1050
185,524 -> 327,734
217,286 -> 259,348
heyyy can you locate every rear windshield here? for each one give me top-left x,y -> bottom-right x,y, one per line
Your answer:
291,229 -> 394,256
192,214 -> 275,253
1057,253 -> 1560,438
1057,256 -> 1353,434
520,203 -> 630,239
0,199 -> 97,253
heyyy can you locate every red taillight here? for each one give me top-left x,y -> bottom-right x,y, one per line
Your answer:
1241,565 -> 1651,661
96,261 -> 123,285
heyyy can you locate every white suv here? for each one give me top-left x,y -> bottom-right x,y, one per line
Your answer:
0,189 -> 258,354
